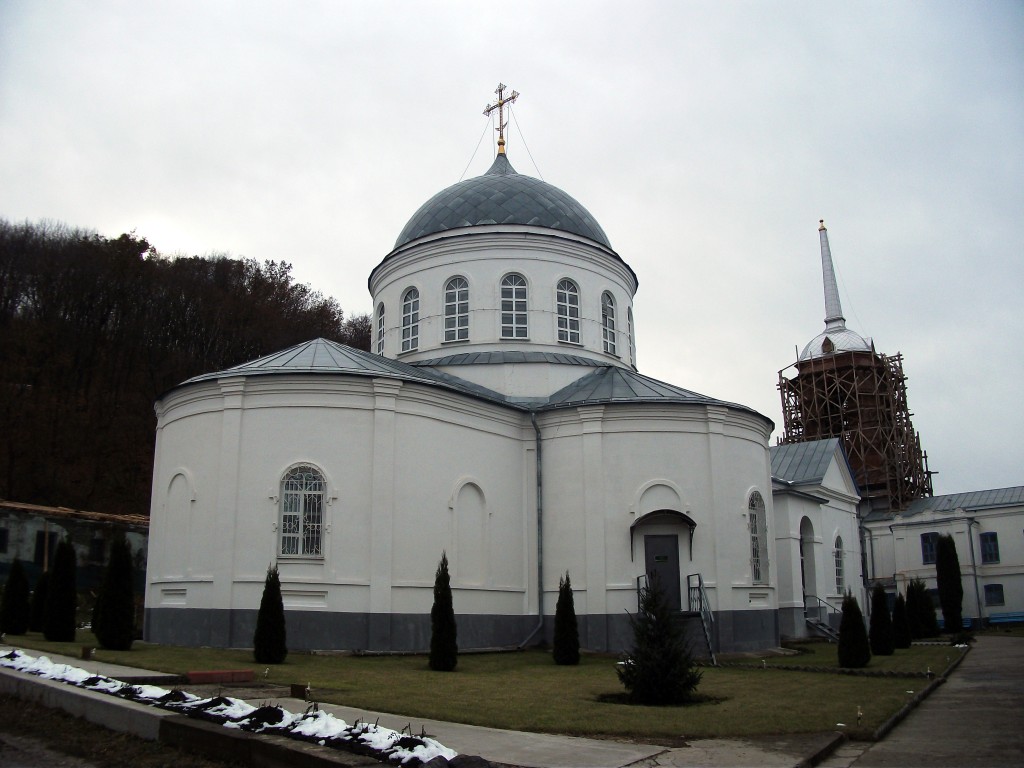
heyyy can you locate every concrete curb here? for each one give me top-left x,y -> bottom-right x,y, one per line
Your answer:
792,732 -> 847,768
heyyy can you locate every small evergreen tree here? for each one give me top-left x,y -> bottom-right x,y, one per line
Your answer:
429,552 -> 457,672
868,584 -> 895,656
1,560 -> 31,635
44,539 -> 77,642
617,572 -> 702,705
253,564 -> 287,664
906,578 -> 939,638
553,571 -> 580,665
935,534 -> 964,633
892,593 -> 912,649
837,592 -> 870,668
29,571 -> 50,632
92,535 -> 136,650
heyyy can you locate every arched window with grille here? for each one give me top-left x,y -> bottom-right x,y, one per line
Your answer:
834,536 -> 844,594
444,276 -> 469,342
280,465 -> 325,557
500,274 -> 528,338
376,303 -> 385,355
601,291 -> 617,355
748,491 -> 768,584
556,279 -> 580,344
401,287 -> 419,352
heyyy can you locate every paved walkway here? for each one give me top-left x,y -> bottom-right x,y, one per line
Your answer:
821,635 -> 1024,768
5,638 -> 1023,767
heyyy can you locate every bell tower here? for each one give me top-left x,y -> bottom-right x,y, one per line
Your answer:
778,221 -> 933,514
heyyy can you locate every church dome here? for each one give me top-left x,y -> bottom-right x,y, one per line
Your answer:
393,153 -> 612,249
799,326 -> 873,361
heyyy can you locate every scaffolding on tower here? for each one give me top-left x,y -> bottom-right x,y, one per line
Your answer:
778,346 -> 933,515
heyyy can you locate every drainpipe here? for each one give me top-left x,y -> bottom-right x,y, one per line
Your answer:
966,517 -> 982,624
519,411 -> 544,648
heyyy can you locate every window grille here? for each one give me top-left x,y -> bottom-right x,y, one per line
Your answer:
556,279 -> 580,343
984,583 -> 1004,606
601,292 -> 617,355
401,288 -> 419,352
920,532 -> 938,565
444,277 -> 469,342
749,491 -> 768,584
280,465 -> 325,557
980,532 -> 1000,564
376,303 -> 385,355
834,536 -> 844,594
501,274 -> 528,338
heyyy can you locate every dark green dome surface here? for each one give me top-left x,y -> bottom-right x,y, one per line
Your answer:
394,153 -> 611,249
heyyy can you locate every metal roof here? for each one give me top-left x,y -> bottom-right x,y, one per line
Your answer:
902,487 -> 1024,517
392,153 -> 612,249
770,439 -> 842,485
180,338 -> 516,409
538,365 -> 769,421
172,339 -> 773,426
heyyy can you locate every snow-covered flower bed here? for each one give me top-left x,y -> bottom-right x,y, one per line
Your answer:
0,649 -> 457,766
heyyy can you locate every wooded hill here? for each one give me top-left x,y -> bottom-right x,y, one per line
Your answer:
0,219 -> 370,516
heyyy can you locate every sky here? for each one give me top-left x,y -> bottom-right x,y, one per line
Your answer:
1,1 -> 1021,496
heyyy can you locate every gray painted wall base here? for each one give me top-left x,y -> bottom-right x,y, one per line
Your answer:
146,607 -> 780,654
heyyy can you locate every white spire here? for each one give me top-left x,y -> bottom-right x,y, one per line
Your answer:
818,219 -> 845,329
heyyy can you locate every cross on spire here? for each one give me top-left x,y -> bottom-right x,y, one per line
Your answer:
483,83 -> 519,154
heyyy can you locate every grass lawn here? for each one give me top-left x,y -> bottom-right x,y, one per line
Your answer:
755,641 -> 965,675
5,631 -> 966,742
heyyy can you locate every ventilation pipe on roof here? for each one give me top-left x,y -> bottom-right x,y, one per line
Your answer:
519,412 -> 545,648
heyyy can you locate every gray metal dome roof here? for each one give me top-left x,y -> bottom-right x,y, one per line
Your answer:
799,327 -> 873,361
393,153 -> 612,249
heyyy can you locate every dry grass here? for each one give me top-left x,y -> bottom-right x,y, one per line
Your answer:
5,631 -> 965,741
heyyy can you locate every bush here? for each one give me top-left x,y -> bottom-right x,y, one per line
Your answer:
868,584 -> 895,656
29,571 -> 49,632
617,572 -> 702,705
93,535 -> 136,650
44,539 -> 78,642
429,552 -> 457,672
0,560 -> 31,635
906,578 -> 939,638
892,593 -> 912,649
837,592 -> 870,668
253,564 -> 287,664
935,534 -> 964,633
553,571 -> 580,665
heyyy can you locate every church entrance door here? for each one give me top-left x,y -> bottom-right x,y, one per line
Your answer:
644,534 -> 681,611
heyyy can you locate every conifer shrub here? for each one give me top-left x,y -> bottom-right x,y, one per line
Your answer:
905,578 -> 939,638
837,592 -> 870,668
92,535 -> 136,650
29,571 -> 49,632
892,592 -> 912,649
617,572 -> 702,705
253,564 -> 288,664
553,571 -> 580,665
935,534 -> 964,633
429,552 -> 458,672
1,560 -> 31,635
868,583 -> 895,656
43,539 -> 78,642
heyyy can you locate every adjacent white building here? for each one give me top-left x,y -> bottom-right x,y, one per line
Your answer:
863,488 -> 1024,625
144,143 -> 783,655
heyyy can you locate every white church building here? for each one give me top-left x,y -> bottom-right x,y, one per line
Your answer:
145,114 -> 800,655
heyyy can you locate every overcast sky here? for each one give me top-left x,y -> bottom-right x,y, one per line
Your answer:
2,1 -> 1021,496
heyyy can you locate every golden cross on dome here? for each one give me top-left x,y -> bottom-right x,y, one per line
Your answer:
483,83 -> 519,154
